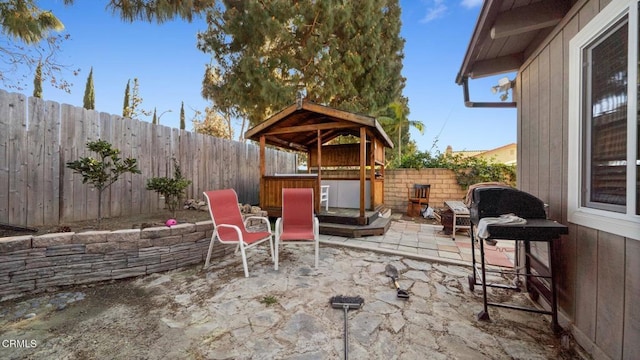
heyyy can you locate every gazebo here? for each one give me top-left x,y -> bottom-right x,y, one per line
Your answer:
245,99 -> 393,229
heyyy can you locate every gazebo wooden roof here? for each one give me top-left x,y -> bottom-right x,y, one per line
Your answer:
245,99 -> 393,152
245,99 -> 393,224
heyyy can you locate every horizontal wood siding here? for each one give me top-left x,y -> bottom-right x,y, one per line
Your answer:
516,1 -> 639,358
309,143 -> 361,167
0,90 -> 296,227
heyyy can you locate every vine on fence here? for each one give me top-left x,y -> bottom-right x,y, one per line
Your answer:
396,151 -> 516,189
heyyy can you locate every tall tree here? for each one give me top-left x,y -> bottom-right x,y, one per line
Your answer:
83,66 -> 95,109
198,0 -> 405,128
180,101 -> 185,130
152,107 -> 158,125
122,79 -> 131,117
377,99 -> 424,161
32,61 -> 42,98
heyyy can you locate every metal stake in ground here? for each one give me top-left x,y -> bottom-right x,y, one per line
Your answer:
330,295 -> 364,360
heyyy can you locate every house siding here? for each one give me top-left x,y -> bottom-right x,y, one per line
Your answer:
515,0 -> 639,359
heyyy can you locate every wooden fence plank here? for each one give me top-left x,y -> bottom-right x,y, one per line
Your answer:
84,109 -> 101,222
0,90 -> 10,223
27,97 -> 46,225
72,106 -> 88,222
129,117 -> 142,214
139,121 -> 153,212
44,100 -> 61,225
109,114 -> 125,217
125,116 -> 137,216
210,136 -> 220,191
59,104 -> 74,222
99,112 -> 113,218
6,92 -> 28,225
198,133 -> 206,202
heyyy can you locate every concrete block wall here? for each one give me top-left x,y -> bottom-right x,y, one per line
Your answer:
384,168 -> 467,212
0,221 -> 234,299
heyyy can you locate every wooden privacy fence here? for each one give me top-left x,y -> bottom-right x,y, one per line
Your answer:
0,90 -> 297,227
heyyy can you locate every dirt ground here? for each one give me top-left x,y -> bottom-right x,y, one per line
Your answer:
0,209 -> 213,238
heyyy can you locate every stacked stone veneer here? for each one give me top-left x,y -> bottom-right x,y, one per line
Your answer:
384,168 -> 467,212
0,216 -> 268,299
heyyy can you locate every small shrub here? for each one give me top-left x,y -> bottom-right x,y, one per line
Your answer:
146,158 -> 191,217
66,140 -> 141,226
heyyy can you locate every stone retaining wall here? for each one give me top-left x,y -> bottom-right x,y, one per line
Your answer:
384,169 -> 467,212
0,221 -> 234,299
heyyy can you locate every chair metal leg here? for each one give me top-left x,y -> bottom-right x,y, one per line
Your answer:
239,243 -> 249,278
274,238 -> 280,271
204,232 -> 217,269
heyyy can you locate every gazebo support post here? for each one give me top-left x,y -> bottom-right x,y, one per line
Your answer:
316,129 -> 322,213
369,135 -> 375,210
359,127 -> 366,224
259,136 -> 266,209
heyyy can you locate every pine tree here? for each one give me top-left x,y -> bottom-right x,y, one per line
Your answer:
33,61 -> 43,98
152,108 -> 158,125
180,102 -> 185,130
83,67 -> 95,109
122,79 -> 131,117
198,0 -> 405,127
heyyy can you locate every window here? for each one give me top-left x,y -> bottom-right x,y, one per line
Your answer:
569,0 -> 640,239
583,19 -> 628,212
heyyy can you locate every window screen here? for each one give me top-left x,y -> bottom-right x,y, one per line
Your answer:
583,20 -> 628,212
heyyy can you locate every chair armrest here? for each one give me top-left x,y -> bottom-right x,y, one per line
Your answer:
215,223 -> 243,242
244,216 -> 272,234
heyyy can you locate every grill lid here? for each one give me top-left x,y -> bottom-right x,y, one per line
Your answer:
469,187 -> 546,224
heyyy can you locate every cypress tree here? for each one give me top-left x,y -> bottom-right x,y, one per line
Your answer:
152,108 -> 157,125
33,61 -> 43,98
122,79 -> 131,117
83,67 -> 95,109
180,102 -> 185,130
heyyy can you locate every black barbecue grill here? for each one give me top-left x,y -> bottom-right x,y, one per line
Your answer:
467,186 -> 568,333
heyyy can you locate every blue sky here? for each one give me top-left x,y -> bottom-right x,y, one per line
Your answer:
14,0 -> 516,154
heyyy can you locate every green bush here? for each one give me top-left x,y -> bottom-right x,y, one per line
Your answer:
146,158 -> 191,217
398,151 -> 516,189
66,140 -> 141,226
